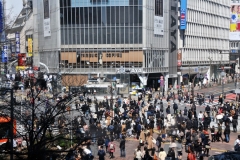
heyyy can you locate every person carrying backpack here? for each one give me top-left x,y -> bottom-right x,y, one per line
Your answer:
108,139 -> 115,159
98,145 -> 106,160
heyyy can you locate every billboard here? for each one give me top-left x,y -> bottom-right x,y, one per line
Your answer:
180,0 -> 187,30
154,0 -> 164,35
28,38 -> 33,57
43,0 -> 51,37
230,3 -> 240,40
15,32 -> 20,55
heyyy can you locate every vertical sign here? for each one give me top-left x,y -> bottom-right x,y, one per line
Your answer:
180,0 -> 187,30
0,0 -> 5,42
0,0 -> 3,34
154,0 -> 164,35
43,0 -> 51,37
177,50 -> 182,67
15,32 -> 20,55
2,45 -> 7,63
28,38 -> 33,57
169,0 -> 178,75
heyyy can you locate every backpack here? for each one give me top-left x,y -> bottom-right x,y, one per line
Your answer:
109,143 -> 114,149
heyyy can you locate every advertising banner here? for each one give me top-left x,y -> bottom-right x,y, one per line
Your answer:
180,0 -> 187,30
154,0 -> 164,35
28,38 -> 33,57
230,3 -> 240,40
15,32 -> 20,55
154,16 -> 164,35
43,0 -> 51,37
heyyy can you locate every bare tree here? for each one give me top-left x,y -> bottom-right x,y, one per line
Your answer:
0,77 -> 88,160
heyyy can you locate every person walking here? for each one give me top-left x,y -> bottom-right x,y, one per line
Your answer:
224,122 -> 231,143
98,146 -> 106,160
119,136 -> 126,157
108,139 -> 115,159
158,148 -> 166,160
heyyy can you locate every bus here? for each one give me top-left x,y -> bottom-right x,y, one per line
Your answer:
0,116 -> 16,144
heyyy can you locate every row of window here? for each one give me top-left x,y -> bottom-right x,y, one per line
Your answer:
185,35 -> 229,51
186,22 -> 229,40
230,42 -> 240,48
61,27 -> 143,45
188,0 -> 230,18
182,49 -> 228,62
60,6 -> 142,26
187,9 -> 229,29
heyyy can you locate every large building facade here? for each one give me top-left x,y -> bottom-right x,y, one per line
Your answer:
179,0 -> 230,86
33,0 -> 179,92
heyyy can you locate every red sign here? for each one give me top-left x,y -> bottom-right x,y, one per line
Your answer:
18,53 -> 26,66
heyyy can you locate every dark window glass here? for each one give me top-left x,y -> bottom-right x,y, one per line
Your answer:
116,27 -> 120,44
125,27 -> 129,44
102,27 -> 106,44
84,8 -> 89,26
110,6 -> 116,25
120,27 -> 124,44
107,27 -> 111,44
85,28 -> 89,44
60,8 -> 64,25
133,27 -> 139,44
98,28 -> 102,44
106,7 -> 111,25
155,0 -> 163,17
81,28 -> 84,44
139,27 -> 142,43
89,28 -> 93,44
93,28 -> 98,44
76,28 -> 80,44
111,27 -> 115,44
129,27 -> 134,44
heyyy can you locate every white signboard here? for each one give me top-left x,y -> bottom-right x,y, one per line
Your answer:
116,68 -> 142,74
154,16 -> 164,35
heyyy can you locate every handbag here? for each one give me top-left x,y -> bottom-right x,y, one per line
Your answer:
205,145 -> 211,149
152,138 -> 156,144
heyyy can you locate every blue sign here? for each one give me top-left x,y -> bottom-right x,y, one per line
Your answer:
180,0 -> 187,30
15,32 -> 20,55
2,45 -> 7,63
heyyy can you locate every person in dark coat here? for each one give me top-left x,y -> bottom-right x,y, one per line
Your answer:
119,136 -> 126,157
224,123 -> 230,143
167,147 -> 175,160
